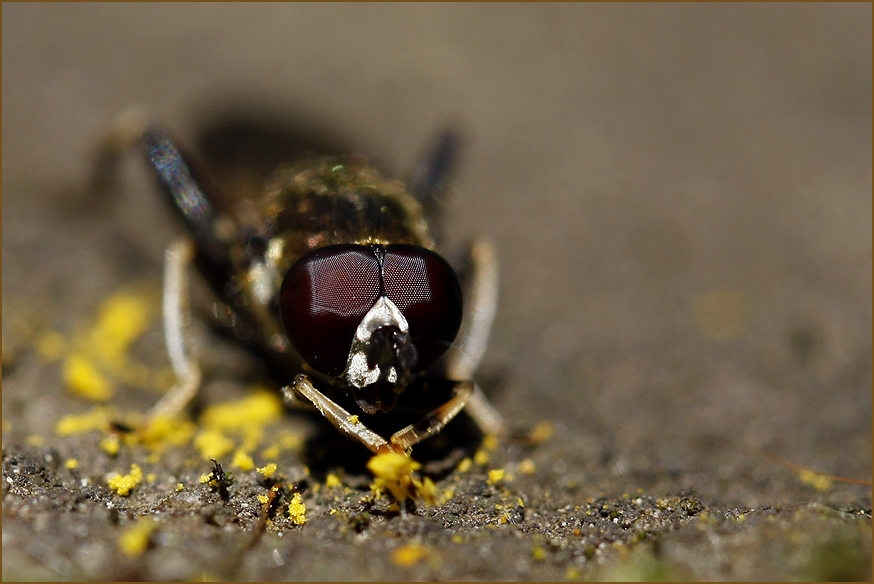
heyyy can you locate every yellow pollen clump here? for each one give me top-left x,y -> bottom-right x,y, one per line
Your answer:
63,354 -> 114,401
138,415 -> 196,454
61,289 -> 156,402
368,452 -> 421,503
232,450 -> 255,471
367,452 -> 444,505
55,407 -> 113,436
119,518 -> 157,559
517,458 -> 536,475
199,389 -> 282,432
391,544 -> 430,567
100,434 -> 121,456
193,428 -> 235,460
797,469 -> 833,491
108,464 -> 143,496
487,469 -> 505,484
257,463 -> 278,478
287,493 -> 307,525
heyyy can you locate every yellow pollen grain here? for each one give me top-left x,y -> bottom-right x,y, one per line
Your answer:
232,450 -> 255,471
108,464 -> 143,496
418,476 -> 440,506
139,415 -> 196,453
474,450 -> 489,466
119,518 -> 157,559
100,434 -> 121,456
175,483 -> 184,492
518,458 -> 536,474
325,473 -> 342,488
65,458 -> 79,470
194,428 -> 234,460
367,451 -> 421,503
261,445 -> 281,459
55,407 -> 113,436
287,493 -> 307,525
25,435 -> 44,447
199,390 -> 283,431
257,463 -> 278,478
482,434 -> 499,451
391,543 -> 429,567
528,420 -> 554,445
797,469 -> 833,492
63,353 -> 114,401
91,291 -> 152,361
457,458 -> 472,473
488,469 -> 506,484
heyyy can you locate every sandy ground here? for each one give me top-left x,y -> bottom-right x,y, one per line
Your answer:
2,4 -> 871,581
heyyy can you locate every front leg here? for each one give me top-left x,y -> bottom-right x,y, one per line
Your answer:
388,379 -> 475,452
283,375 -> 397,454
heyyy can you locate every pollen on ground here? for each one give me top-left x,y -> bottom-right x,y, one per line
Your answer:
61,288 -> 157,402
100,434 -> 121,456
287,493 -> 307,525
108,464 -> 143,496
232,450 -> 255,471
55,406 -> 113,436
391,543 -> 430,567
488,468 -> 505,484
119,518 -> 157,559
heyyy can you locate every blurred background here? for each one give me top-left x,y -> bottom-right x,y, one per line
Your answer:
3,4 -> 871,502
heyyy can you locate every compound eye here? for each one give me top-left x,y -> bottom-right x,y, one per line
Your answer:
279,245 -> 381,376
383,245 -> 463,371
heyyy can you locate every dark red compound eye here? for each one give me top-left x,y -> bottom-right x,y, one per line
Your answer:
279,243 -> 463,378
382,245 -> 463,371
279,245 -> 381,376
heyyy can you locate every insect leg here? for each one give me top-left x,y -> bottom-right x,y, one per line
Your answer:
442,237 -> 505,437
445,237 -> 499,380
140,126 -> 234,297
144,238 -> 203,422
388,379 -> 476,452
283,375 -> 396,454
410,129 -> 462,242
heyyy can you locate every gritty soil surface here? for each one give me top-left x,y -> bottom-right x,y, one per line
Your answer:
3,4 -> 871,581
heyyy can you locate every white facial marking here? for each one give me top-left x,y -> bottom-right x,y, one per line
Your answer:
345,296 -> 409,389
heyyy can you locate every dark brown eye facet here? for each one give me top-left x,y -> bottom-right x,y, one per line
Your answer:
279,243 -> 463,378
279,245 -> 381,376
383,245 -> 463,371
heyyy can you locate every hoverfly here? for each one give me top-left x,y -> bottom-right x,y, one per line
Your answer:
125,112 -> 503,455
